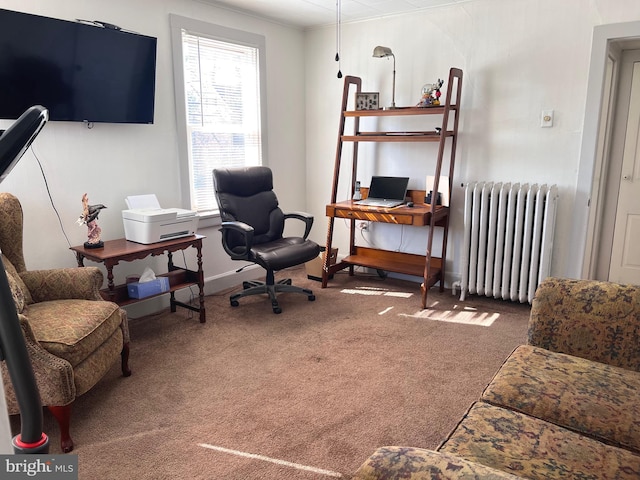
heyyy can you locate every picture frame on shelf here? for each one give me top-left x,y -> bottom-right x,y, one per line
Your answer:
355,92 -> 380,110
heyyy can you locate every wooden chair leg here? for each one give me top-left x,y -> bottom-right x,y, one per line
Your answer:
47,404 -> 73,453
121,342 -> 131,377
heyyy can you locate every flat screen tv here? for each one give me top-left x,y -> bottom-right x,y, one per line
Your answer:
0,9 -> 157,124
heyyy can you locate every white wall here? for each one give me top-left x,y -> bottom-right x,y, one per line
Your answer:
0,0 -> 306,316
304,0 -> 640,285
5,0 -> 640,315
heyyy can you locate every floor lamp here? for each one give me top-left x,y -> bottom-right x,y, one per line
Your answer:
0,105 -> 50,454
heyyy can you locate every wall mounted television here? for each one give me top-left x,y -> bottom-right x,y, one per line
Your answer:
0,9 -> 157,124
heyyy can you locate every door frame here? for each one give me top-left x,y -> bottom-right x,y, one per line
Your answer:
571,21 -> 640,279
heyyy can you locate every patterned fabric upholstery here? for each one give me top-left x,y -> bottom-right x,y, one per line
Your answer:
3,254 -> 32,306
21,267 -> 104,303
439,402 -> 640,479
482,344 -> 640,453
25,300 -> 122,367
529,277 -> 640,371
352,446 -> 523,479
5,267 -> 26,313
0,192 -> 129,416
0,194 -> 29,274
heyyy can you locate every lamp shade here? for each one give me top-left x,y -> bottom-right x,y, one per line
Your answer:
372,46 -> 393,58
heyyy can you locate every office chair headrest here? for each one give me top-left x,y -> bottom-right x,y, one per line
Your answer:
213,166 -> 273,197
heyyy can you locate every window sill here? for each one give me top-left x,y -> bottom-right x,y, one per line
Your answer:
196,210 -> 221,229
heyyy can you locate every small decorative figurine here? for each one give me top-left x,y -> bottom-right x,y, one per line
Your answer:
417,79 -> 444,107
78,193 -> 107,249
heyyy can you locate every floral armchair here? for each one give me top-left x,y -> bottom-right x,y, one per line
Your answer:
0,192 -> 130,453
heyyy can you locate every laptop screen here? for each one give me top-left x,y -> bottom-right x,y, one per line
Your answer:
368,176 -> 409,200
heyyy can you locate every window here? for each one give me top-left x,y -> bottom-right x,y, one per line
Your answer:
170,15 -> 267,213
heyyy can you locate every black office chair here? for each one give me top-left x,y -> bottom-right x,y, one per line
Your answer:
213,166 -> 320,314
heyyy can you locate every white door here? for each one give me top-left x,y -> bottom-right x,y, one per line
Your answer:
609,59 -> 640,284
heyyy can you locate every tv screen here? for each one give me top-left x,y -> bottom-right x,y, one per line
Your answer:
0,9 -> 157,124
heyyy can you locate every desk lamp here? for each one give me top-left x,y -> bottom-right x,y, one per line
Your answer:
0,105 -> 50,454
373,46 -> 396,109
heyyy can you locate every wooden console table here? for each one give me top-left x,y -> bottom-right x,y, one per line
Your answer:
70,235 -> 206,323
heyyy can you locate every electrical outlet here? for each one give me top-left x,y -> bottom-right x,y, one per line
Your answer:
358,221 -> 369,231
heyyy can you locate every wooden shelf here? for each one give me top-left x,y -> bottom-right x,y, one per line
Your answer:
322,68 -> 463,309
344,106 -> 456,117
342,132 -> 448,142
100,269 -> 200,306
327,247 -> 443,279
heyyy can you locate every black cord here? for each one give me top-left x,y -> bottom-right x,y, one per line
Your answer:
30,146 -> 74,250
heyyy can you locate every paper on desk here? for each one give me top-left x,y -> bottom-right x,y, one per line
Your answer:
125,194 -> 161,210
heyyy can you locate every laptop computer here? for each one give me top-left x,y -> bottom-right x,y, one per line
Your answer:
355,176 -> 410,207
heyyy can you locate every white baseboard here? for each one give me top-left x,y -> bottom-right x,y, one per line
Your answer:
202,264 -> 263,295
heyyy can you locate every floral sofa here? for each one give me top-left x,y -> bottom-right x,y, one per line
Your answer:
352,277 -> 640,479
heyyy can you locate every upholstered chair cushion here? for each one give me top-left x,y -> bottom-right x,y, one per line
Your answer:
483,344 -> 640,453
439,402 -> 640,479
25,300 -> 122,367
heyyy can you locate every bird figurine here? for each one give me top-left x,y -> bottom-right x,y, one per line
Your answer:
78,193 -> 106,248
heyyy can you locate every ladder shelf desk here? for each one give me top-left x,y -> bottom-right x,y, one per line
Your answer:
322,68 -> 462,308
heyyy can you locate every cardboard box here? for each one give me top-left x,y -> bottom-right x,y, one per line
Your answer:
127,277 -> 170,299
305,248 -> 338,282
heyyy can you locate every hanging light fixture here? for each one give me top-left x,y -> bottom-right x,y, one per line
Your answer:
372,46 -> 396,109
335,0 -> 342,78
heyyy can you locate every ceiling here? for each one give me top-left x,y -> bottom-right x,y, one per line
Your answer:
198,0 -> 470,29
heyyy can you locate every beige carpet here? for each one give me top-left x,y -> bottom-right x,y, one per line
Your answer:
19,267 -> 531,479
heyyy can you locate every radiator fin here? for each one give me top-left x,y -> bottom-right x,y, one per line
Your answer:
460,182 -> 558,304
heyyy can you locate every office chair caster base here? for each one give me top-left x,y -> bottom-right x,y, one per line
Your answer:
229,277 -> 316,313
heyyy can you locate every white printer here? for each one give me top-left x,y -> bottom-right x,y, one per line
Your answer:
122,194 -> 199,244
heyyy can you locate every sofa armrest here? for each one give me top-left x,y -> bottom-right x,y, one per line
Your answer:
20,267 -> 104,303
352,446 -> 523,479
528,277 -> 640,371
1,314 -> 75,415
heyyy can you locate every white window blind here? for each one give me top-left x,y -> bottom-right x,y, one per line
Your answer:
181,32 -> 263,212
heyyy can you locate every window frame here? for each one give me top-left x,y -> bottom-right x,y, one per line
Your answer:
170,14 -> 268,221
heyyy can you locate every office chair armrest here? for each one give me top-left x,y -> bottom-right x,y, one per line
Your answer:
219,221 -> 255,260
284,212 -> 314,239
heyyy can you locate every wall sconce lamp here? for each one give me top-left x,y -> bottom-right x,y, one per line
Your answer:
372,46 -> 396,109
